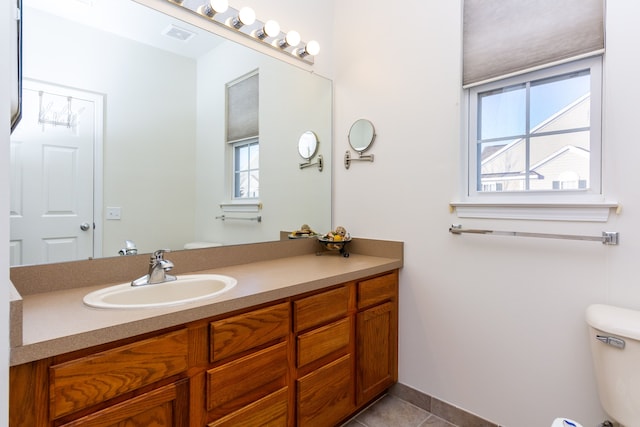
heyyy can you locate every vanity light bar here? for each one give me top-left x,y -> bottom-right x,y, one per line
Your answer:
167,0 -> 319,65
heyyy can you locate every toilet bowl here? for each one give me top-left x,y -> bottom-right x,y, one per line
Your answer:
551,418 -> 583,427
586,303 -> 640,427
183,242 -> 223,249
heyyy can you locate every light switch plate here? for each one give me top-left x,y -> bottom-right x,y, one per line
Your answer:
106,207 -> 121,220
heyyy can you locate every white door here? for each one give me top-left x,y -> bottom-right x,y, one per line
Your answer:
10,81 -> 102,266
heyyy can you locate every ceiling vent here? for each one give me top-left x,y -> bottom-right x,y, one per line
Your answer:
162,24 -> 196,42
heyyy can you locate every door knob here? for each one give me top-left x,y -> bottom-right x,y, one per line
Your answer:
80,222 -> 91,231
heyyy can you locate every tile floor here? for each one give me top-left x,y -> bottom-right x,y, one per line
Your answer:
343,395 -> 458,427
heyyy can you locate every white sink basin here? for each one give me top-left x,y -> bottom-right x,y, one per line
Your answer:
83,274 -> 237,309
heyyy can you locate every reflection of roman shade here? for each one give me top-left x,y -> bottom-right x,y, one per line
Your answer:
226,72 -> 258,142
463,0 -> 605,87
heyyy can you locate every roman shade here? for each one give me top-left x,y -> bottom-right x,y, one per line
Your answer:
227,72 -> 259,142
463,0 -> 605,87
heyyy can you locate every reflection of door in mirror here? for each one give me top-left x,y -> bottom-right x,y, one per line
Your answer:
9,81 -> 103,266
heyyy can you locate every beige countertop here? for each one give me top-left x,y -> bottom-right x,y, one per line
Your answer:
10,238 -> 403,366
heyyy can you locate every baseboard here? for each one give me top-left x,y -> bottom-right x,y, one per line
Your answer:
389,383 -> 499,427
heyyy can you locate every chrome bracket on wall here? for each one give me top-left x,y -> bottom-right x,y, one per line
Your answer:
344,151 -> 374,169
300,154 -> 323,171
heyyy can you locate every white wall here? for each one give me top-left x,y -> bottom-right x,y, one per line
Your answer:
331,1 -> 640,426
1,1 -> 13,424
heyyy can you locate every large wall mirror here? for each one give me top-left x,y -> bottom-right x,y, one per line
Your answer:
9,0 -> 332,267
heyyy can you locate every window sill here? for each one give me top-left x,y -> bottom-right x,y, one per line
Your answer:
220,201 -> 262,213
449,202 -> 620,222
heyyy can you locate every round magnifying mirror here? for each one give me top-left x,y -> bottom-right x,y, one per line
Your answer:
348,119 -> 376,153
298,131 -> 319,160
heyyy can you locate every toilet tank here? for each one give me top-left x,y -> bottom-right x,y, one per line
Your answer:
586,304 -> 640,427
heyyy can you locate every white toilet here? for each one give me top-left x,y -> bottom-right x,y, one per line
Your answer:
586,303 -> 640,427
551,418 -> 583,427
183,242 -> 223,249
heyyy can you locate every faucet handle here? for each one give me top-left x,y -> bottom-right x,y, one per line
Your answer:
151,249 -> 171,260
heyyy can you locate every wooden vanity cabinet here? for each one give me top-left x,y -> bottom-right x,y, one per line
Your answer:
10,269 -> 399,427
10,329 -> 190,427
205,302 -> 290,426
58,379 -> 189,427
356,270 -> 399,405
293,285 -> 355,427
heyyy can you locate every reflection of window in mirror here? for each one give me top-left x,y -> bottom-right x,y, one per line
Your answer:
227,70 -> 259,199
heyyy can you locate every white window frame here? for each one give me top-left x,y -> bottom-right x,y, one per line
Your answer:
456,56 -> 616,221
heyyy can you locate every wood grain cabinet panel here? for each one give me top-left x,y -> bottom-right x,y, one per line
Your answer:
59,379 -> 188,427
294,286 -> 349,332
206,341 -> 288,419
210,302 -> 289,362
297,317 -> 351,368
356,301 -> 397,405
357,272 -> 398,310
297,354 -> 354,427
49,329 -> 189,419
207,387 -> 288,427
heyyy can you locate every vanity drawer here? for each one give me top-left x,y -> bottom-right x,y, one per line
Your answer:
294,286 -> 349,332
357,272 -> 398,310
49,329 -> 189,419
297,317 -> 351,368
210,302 -> 289,362
206,342 -> 288,417
207,387 -> 288,427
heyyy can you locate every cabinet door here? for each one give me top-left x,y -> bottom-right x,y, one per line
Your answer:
59,379 -> 188,427
356,301 -> 397,405
297,354 -> 353,427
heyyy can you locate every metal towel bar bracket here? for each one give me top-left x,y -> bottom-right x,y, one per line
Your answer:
449,224 -> 619,245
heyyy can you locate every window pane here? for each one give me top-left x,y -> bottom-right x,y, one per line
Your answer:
249,170 -> 259,198
479,140 -> 526,192
530,71 -> 590,130
235,171 -> 248,198
479,84 -> 526,140
235,145 -> 248,171
529,132 -> 590,191
249,143 -> 259,169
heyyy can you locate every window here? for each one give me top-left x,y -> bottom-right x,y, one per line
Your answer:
466,57 -> 602,201
233,138 -> 259,198
226,71 -> 259,200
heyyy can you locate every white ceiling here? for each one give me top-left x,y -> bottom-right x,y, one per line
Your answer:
24,0 -> 224,59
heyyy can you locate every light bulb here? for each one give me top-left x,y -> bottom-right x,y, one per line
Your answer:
231,6 -> 256,28
255,20 -> 280,40
198,0 -> 228,17
239,7 -> 256,25
305,40 -> 320,56
279,30 -> 300,48
263,20 -> 280,38
210,0 -> 228,13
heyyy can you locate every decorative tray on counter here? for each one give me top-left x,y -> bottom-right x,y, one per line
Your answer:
316,234 -> 351,257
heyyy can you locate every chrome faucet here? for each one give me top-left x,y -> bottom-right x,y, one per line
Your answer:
118,240 -> 138,256
131,249 -> 177,286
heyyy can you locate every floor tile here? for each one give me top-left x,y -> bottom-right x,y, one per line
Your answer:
420,414 -> 458,427
355,395 -> 431,427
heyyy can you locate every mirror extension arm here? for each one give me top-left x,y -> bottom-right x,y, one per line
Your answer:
344,151 -> 373,169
